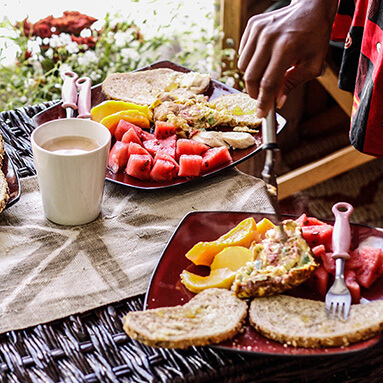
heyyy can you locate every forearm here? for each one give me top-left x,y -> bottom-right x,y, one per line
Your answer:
289,0 -> 339,35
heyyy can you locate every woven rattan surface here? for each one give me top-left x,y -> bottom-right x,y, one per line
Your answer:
1,104 -> 383,383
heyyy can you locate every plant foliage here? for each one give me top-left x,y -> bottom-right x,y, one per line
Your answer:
0,4 -> 242,111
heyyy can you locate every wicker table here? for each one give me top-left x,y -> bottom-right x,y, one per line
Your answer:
0,103 -> 382,383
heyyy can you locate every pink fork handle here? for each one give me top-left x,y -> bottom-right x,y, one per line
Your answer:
61,71 -> 78,110
76,77 -> 92,119
332,202 -> 354,260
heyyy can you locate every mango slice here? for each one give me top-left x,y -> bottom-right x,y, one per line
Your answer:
91,100 -> 152,122
180,268 -> 236,294
210,246 -> 253,271
185,217 -> 260,266
100,110 -> 150,135
256,218 -> 275,238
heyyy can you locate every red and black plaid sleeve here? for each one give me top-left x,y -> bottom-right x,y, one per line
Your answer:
331,0 -> 355,42
333,0 -> 383,157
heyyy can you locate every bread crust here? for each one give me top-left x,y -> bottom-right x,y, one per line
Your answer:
0,170 -> 9,213
0,132 -> 9,213
0,131 -> 4,164
123,288 -> 248,349
249,295 -> 383,348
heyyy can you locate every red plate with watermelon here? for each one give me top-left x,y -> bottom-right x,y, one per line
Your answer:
33,60 -> 286,190
145,211 -> 383,356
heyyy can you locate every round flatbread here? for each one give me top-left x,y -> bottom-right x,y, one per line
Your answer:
249,294 -> 383,348
123,288 -> 248,349
102,68 -> 211,105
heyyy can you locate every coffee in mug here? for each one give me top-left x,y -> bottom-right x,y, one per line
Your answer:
41,135 -> 100,155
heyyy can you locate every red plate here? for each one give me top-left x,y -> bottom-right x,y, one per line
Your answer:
33,60 -> 286,190
144,211 -> 383,356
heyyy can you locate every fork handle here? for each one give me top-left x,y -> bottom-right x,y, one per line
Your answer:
76,77 -> 92,119
61,71 -> 78,110
332,202 -> 353,260
262,104 -> 277,146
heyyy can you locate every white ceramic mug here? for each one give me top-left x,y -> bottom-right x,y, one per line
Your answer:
31,118 -> 111,225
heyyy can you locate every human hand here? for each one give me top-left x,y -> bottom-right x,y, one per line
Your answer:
238,0 -> 338,117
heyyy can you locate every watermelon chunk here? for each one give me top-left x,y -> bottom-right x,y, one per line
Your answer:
153,151 -> 179,167
107,141 -> 130,173
308,265 -> 329,298
154,121 -> 176,139
311,244 -> 326,258
200,146 -> 232,174
321,251 -> 335,274
125,154 -> 152,180
345,270 -> 361,303
128,142 -> 151,157
143,135 -> 177,158
141,130 -> 156,141
176,139 -> 209,159
121,127 -> 143,146
295,214 -> 308,227
158,134 -> 177,158
344,248 -> 363,271
295,214 -> 327,227
178,154 -> 202,178
301,224 -> 333,251
143,139 -> 161,157
355,246 -> 383,288
114,120 -> 143,141
321,248 -> 366,276
150,153 -> 179,181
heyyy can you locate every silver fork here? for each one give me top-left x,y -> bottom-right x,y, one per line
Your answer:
325,202 -> 354,320
261,105 -> 286,240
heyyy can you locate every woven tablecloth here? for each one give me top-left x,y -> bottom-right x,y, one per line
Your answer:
0,168 -> 272,334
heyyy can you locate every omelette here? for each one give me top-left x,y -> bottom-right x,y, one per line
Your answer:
151,92 -> 262,137
232,220 -> 318,298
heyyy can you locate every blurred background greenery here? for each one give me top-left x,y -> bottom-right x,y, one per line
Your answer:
0,0 -> 242,111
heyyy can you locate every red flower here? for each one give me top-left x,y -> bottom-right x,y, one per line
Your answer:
33,16 -> 55,38
15,12 -> 97,39
71,35 -> 97,48
51,11 -> 97,36
16,18 -> 32,37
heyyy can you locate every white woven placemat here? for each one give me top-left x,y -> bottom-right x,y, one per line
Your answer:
0,168 -> 272,334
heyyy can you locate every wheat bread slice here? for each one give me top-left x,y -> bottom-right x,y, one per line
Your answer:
0,169 -> 9,213
0,131 -> 4,164
249,294 -> 383,348
123,288 -> 248,348
102,68 -> 211,105
0,133 -> 9,213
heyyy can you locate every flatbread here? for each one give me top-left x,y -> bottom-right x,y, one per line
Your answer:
123,288 -> 247,348
249,294 -> 383,348
0,132 -> 9,213
102,68 -> 211,105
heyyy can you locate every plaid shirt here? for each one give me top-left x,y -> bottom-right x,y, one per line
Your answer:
332,0 -> 383,157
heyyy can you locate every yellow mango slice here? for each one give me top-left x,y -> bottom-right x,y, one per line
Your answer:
180,268 -> 236,294
91,100 -> 152,122
256,218 -> 275,238
210,246 -> 253,271
100,110 -> 150,135
185,217 -> 260,266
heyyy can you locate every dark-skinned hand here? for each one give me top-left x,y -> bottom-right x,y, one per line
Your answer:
238,0 -> 338,117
